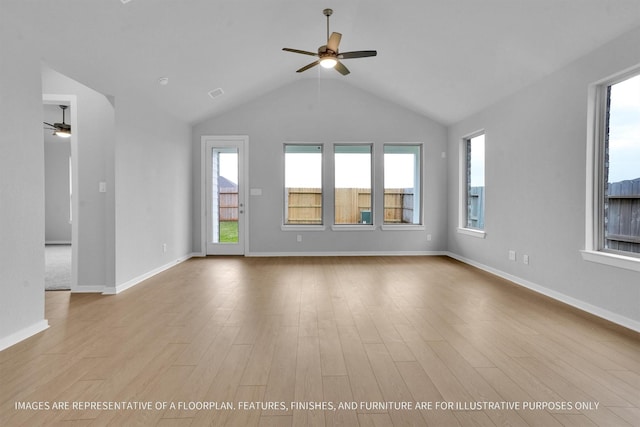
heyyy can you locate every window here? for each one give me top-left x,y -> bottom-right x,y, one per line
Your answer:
462,133 -> 485,231
334,145 -> 372,225
383,145 -> 421,225
284,144 -> 323,225
597,73 -> 640,257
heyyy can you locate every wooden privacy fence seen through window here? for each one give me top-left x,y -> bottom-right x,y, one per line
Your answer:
218,188 -> 238,221
606,178 -> 640,253
285,187 -> 414,224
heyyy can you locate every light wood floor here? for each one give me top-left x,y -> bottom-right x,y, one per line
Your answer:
1,256 -> 638,426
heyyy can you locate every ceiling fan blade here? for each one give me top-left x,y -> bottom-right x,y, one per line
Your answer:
334,61 -> 350,76
283,48 -> 318,57
338,50 -> 377,59
43,122 -> 56,127
297,60 -> 320,73
327,32 -> 342,52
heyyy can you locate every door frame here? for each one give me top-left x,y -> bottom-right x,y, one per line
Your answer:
200,135 -> 249,255
43,94 -> 78,290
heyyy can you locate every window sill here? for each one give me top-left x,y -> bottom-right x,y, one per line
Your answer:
331,224 -> 377,231
380,224 -> 425,231
281,225 -> 326,231
457,227 -> 486,239
580,250 -> 640,273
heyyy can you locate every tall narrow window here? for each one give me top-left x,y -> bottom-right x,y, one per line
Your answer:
284,144 -> 323,225
601,73 -> 640,255
334,145 -> 372,225
464,133 -> 485,230
383,145 -> 421,225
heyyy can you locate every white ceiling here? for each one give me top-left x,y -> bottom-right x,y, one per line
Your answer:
6,0 -> 640,125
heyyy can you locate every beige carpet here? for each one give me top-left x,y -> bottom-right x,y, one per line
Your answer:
45,244 -> 71,290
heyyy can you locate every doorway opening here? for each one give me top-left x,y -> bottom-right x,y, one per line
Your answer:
202,136 -> 248,255
43,95 -> 78,291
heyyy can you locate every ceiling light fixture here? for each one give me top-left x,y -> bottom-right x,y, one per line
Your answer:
282,8 -> 377,75
320,56 -> 337,69
43,105 -> 71,138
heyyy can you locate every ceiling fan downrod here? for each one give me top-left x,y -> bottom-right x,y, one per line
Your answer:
324,8 -> 333,43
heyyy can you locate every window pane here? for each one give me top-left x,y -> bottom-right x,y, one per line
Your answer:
284,144 -> 322,225
383,145 -> 421,224
604,74 -> 640,254
335,145 -> 372,225
466,134 -> 485,230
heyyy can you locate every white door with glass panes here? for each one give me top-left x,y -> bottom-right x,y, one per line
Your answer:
204,136 -> 247,255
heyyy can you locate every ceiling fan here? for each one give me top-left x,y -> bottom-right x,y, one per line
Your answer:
283,8 -> 377,75
43,105 -> 71,138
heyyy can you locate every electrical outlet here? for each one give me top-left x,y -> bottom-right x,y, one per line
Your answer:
162,243 -> 167,253
508,250 -> 516,261
296,234 -> 302,243
427,234 -> 432,241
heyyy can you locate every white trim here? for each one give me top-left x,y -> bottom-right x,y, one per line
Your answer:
458,130 -> 486,232
71,286 -> 105,294
281,225 -> 326,231
585,67 -> 640,263
45,241 -> 72,245
0,320 -> 49,352
584,81 -> 600,252
380,224 -> 425,231
580,250 -> 640,273
200,136 -> 249,256
457,227 -> 486,238
247,251 -> 447,257
331,224 -> 377,231
106,253 -> 194,294
447,252 -> 640,332
43,94 -> 78,292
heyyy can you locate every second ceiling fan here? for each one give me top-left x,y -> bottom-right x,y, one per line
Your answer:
283,8 -> 377,75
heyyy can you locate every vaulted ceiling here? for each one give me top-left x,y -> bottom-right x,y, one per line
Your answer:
5,0 -> 640,125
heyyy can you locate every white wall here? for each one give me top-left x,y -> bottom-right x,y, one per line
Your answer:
0,18 -> 192,347
42,67 -> 116,291
0,14 -> 48,349
193,79 -> 448,255
447,27 -> 640,329
114,95 -> 192,289
44,106 -> 72,243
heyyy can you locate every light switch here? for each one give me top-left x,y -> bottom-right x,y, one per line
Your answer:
250,188 -> 262,196
99,182 -> 107,193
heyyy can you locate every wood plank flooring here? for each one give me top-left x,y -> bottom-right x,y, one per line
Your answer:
1,256 -> 638,426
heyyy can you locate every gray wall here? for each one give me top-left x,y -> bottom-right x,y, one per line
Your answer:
447,27 -> 640,327
44,105 -> 71,243
193,79 -> 448,255
42,66 -> 116,291
0,15 -> 47,346
114,94 -> 192,287
0,19 -> 192,347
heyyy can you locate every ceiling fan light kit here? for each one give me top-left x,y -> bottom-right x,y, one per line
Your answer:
283,8 -> 377,75
43,105 -> 72,138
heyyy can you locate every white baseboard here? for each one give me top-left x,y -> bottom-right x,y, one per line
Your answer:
446,252 -> 640,333
105,253 -> 195,295
71,285 -> 105,293
247,250 -> 448,257
0,320 -> 49,352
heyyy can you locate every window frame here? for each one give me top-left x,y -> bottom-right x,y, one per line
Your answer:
282,143 -> 325,230
458,131 -> 486,238
380,143 -> 425,230
332,143 -> 376,230
582,67 -> 640,272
